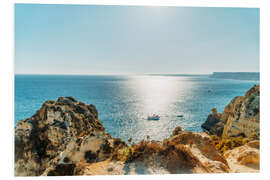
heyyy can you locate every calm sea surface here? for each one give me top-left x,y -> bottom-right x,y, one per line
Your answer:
15,75 -> 258,142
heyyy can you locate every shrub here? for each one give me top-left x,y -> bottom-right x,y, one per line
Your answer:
210,135 -> 221,146
250,132 -> 260,140
214,136 -> 250,154
115,147 -> 133,162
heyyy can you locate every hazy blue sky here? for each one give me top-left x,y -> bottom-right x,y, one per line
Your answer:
15,4 -> 259,74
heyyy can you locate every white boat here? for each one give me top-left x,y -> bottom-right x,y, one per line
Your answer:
147,114 -> 160,120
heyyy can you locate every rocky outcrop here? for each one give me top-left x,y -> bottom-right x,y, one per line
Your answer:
161,131 -> 230,173
200,85 -> 260,173
72,129 -> 230,175
15,97 -> 110,176
222,85 -> 259,138
202,85 -> 260,138
201,108 -> 225,137
224,140 -> 259,172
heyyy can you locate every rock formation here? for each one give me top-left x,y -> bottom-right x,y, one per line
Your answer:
222,85 -> 260,138
200,85 -> 260,173
202,85 -> 260,138
224,140 -> 259,172
15,97 -> 115,176
67,129 -> 230,175
201,108 -> 225,137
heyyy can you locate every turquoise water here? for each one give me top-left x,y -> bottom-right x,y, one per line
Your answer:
15,75 -> 258,142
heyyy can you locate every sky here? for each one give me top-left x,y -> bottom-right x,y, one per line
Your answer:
15,4 -> 259,75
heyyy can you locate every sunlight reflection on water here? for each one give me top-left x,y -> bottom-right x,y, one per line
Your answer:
15,75 -> 258,143
122,76 -> 194,141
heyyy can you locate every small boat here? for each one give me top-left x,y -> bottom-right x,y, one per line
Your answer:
147,114 -> 160,120
177,115 -> 184,117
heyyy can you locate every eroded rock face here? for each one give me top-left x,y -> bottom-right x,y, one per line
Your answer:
224,140 -> 260,172
15,97 -> 106,176
164,131 -> 229,173
73,127 -> 230,175
222,85 -> 260,138
202,85 -> 260,138
122,129 -> 229,174
201,108 -> 225,137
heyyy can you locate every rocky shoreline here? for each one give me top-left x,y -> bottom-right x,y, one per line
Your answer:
201,85 -> 259,139
15,85 -> 260,176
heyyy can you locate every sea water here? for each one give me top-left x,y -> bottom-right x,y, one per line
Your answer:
15,75 -> 258,142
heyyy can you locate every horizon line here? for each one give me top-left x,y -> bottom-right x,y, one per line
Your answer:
14,72 -> 260,76
14,73 -> 212,76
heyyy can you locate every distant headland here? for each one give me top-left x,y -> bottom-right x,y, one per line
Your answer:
210,72 -> 259,81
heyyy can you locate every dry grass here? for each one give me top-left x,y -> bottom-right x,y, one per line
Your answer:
210,135 -> 250,154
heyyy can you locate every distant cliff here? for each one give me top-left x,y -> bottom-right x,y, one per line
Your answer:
210,72 -> 259,81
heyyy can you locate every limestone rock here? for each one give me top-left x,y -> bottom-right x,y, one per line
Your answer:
172,126 -> 182,136
15,97 -> 106,176
201,108 -> 225,137
118,129 -> 230,174
165,131 -> 229,173
224,140 -> 259,172
78,130 -> 230,175
201,85 -> 260,138
222,85 -> 260,138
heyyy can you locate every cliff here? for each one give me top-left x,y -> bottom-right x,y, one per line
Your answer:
201,85 -> 260,172
201,85 -> 260,139
15,97 -> 118,176
222,85 -> 259,138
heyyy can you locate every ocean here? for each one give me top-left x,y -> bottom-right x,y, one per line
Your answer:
15,75 -> 258,142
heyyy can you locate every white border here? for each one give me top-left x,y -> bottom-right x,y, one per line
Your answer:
1,0 -> 270,180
